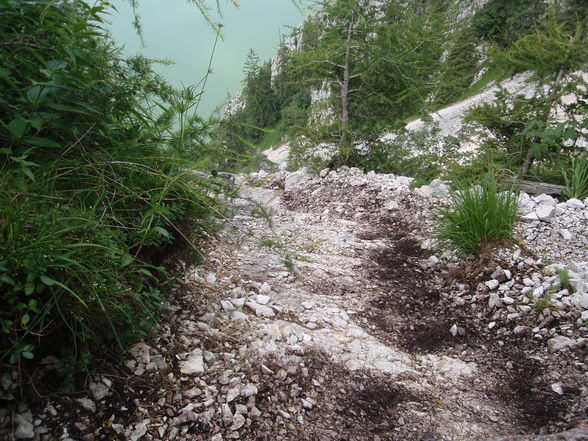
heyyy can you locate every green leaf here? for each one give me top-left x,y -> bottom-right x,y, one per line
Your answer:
154,226 -> 172,240
25,283 -> 35,296
47,103 -> 88,114
137,268 -> 156,279
23,137 -> 60,148
39,275 -> 57,286
0,274 -> 15,286
22,351 -> 34,360
529,142 -> 548,157
21,168 -> 35,182
120,254 -> 133,267
26,86 -> 49,105
21,314 -> 30,326
6,118 -> 29,139
0,68 -> 10,80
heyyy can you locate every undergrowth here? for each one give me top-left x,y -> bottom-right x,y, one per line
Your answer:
0,0 -> 218,380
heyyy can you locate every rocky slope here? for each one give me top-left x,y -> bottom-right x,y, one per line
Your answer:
2,167 -> 587,441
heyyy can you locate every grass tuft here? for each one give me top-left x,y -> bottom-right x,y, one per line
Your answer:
562,154 -> 588,200
434,177 -> 519,254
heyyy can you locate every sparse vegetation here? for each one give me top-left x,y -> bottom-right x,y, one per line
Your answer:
534,293 -> 553,311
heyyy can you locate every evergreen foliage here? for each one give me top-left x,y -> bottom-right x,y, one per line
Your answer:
211,0 -> 586,188
471,0 -> 547,45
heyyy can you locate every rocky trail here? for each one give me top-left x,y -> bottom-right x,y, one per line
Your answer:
3,167 -> 588,441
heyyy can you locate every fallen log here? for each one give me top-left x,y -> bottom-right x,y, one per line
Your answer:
503,177 -> 567,195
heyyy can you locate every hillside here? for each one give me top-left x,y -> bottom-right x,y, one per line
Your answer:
211,0 -> 587,186
2,1 -> 588,440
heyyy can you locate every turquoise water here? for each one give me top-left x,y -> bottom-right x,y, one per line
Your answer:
107,0 -> 306,119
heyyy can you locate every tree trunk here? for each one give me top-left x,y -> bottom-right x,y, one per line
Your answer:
338,9 -> 356,161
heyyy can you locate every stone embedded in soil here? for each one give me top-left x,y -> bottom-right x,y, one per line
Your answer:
75,398 -> 96,413
129,419 -> 150,441
241,383 -> 258,397
485,280 -> 500,290
551,383 -> 564,395
535,205 -> 556,221
231,412 -> 246,430
129,342 -> 151,364
180,349 -> 205,375
184,387 -> 203,399
226,386 -> 240,403
14,411 -> 34,440
491,269 -> 508,282
221,300 -> 234,311
255,294 -> 271,305
230,311 -> 249,321
547,335 -> 575,352
89,381 -> 110,401
449,324 -> 458,337
566,198 -> 585,209
259,282 -> 272,294
245,301 -> 276,317
221,403 -> 233,426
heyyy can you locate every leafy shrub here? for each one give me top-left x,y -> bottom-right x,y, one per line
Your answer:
0,0 -> 216,371
434,177 -> 519,254
464,76 -> 588,179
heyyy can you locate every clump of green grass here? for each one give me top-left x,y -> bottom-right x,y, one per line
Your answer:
562,154 -> 588,200
434,177 -> 519,254
555,267 -> 573,292
534,293 -> 552,311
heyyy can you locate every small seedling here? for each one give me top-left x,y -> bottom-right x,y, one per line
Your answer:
283,255 -> 296,275
259,235 -> 284,249
533,293 -> 552,311
294,254 -> 317,263
251,200 -> 274,228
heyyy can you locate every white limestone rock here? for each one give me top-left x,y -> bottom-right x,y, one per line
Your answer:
245,301 -> 276,317
180,350 -> 205,376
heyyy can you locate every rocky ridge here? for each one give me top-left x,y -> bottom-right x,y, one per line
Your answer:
2,166 -> 587,441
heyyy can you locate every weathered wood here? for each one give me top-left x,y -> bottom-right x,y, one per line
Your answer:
503,177 -> 567,195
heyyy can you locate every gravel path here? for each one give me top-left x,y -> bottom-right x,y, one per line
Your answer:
4,168 -> 587,441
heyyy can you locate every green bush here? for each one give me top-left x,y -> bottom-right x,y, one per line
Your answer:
0,0 -> 216,371
434,177 -> 519,254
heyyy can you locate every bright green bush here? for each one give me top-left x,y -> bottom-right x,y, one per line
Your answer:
0,0 -> 216,371
434,178 -> 519,254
